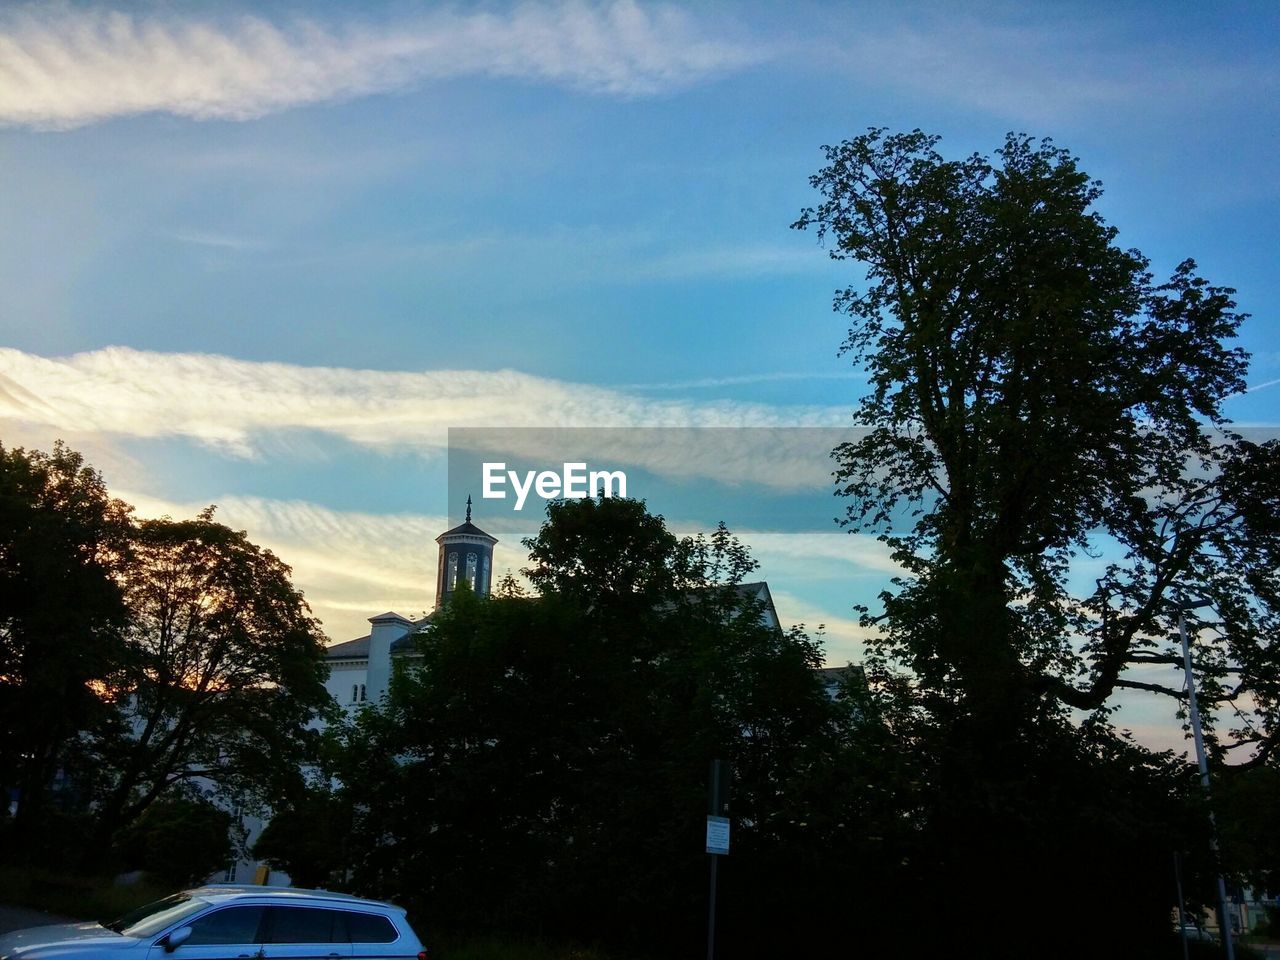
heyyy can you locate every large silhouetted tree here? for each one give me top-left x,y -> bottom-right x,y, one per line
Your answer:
795,128 -> 1278,748
795,129 -> 1278,956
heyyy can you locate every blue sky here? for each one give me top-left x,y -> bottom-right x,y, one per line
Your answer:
1,1 -> 1277,750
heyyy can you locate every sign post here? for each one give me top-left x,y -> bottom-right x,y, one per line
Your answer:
706,759 -> 731,960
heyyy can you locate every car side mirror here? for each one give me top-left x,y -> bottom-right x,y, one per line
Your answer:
164,926 -> 193,952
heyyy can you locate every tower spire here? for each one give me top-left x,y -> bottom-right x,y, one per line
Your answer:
436,496 -> 497,609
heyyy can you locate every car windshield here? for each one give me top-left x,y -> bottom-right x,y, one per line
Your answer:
107,894 -> 210,938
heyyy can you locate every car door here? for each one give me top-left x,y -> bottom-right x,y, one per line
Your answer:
258,906 -> 353,960
148,905 -> 267,960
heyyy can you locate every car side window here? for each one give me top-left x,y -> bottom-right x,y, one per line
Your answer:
184,906 -> 266,945
263,906 -> 342,944
345,912 -> 398,944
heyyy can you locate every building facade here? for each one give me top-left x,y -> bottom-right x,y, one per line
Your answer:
322,499 -> 498,710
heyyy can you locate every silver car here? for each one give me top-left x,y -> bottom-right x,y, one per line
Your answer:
0,884 -> 428,960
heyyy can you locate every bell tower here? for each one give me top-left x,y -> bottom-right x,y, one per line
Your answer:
435,495 -> 498,608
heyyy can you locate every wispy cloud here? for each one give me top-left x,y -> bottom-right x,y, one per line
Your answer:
121,491 -> 527,642
120,490 -> 881,651
812,13 -> 1276,126
625,371 -> 864,391
166,229 -> 270,252
319,226 -> 834,287
0,2 -> 766,129
0,346 -> 847,462
744,531 -> 901,578
612,243 -> 825,281
763,587 -> 878,667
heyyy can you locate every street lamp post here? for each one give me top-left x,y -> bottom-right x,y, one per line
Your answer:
1178,598 -> 1235,960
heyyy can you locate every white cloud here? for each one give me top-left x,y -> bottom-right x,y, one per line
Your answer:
166,229 -> 270,252
121,490 -> 533,644
0,345 -> 850,484
118,492 -> 886,659
809,14 -> 1276,126
745,531 -> 901,578
0,2 -> 766,129
612,243 -> 826,281
763,587 -> 877,667
625,371 -> 864,391
123,490 -> 437,642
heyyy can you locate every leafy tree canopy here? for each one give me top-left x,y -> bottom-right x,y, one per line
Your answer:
115,795 -> 234,888
0,441 -> 132,829
332,499 -> 848,953
794,129 -> 1279,759
94,509 -> 334,835
0,442 -> 332,861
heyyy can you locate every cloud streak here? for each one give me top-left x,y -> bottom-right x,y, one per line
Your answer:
624,371 -> 864,391
0,1 -> 766,129
0,346 -> 847,459
812,13 -> 1277,126
120,490 -> 884,651
121,490 -> 522,643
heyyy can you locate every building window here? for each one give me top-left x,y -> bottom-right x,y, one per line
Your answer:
466,552 -> 478,588
482,553 -> 490,589
447,552 -> 459,589
359,683 -> 366,702
352,684 -> 358,703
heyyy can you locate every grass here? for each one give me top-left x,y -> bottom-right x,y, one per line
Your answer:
0,867 -> 172,924
426,931 -> 625,960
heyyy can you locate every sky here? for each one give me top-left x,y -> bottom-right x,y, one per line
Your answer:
1,0 -> 1277,753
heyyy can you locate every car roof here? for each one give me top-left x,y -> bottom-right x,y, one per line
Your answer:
186,885 -> 405,913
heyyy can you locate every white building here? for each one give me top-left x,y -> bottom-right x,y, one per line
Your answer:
323,499 -> 499,710
222,503 -> 501,884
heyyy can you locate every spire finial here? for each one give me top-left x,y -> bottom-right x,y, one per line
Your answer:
465,494 -> 472,523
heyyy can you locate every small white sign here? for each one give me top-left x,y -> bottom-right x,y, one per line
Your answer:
706,815 -> 730,855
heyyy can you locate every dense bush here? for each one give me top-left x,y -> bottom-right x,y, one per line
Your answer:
114,796 -> 233,887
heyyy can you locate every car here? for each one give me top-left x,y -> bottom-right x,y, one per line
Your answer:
1176,922 -> 1216,942
0,884 -> 428,960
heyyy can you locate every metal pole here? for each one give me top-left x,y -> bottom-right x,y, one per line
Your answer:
707,759 -> 728,960
1179,605 -> 1236,960
707,854 -> 718,960
1175,851 -> 1189,960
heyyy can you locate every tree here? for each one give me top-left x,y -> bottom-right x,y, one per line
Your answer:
340,499 -> 850,955
794,129 -> 1278,955
93,509 -> 333,838
0,441 -> 132,838
252,724 -> 357,890
794,128 -> 1278,746
115,795 -> 234,887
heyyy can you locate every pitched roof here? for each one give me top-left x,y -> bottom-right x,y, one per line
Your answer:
325,634 -> 370,660
436,519 -> 498,543
389,611 -> 436,654
369,611 -> 413,625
